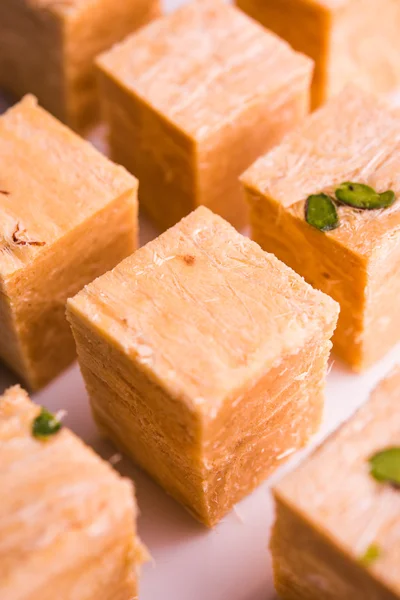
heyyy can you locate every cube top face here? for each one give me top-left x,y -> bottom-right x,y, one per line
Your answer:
0,385 -> 135,529
274,367 -> 400,593
0,385 -> 130,490
69,206 -> 338,413
0,96 -> 137,280
243,86 -> 400,258
97,0 -> 313,141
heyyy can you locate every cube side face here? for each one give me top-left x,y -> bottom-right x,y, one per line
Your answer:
363,235 -> 400,368
67,307 -> 208,524
202,334 -> 333,526
236,0 -> 331,108
0,2 -> 66,122
0,387 -> 143,600
246,187 -> 367,369
98,70 -> 197,232
196,74 -> 312,230
2,190 -> 137,390
271,499 -> 395,600
0,284 -> 30,380
327,0 -> 400,101
64,0 -> 161,131
69,305 -> 334,527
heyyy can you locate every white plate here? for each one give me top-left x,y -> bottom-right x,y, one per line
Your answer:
1,1 -> 400,598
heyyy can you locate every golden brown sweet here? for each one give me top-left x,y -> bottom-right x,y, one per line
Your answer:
236,0 -> 400,109
0,0 -> 160,131
0,385 -> 147,600
272,366 -> 400,600
242,85 -> 400,371
96,0 -> 313,231
67,206 -> 339,527
0,96 -> 138,390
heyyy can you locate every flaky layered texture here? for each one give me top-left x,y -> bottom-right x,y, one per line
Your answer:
0,0 -> 160,130
77,336 -> 332,526
243,86 -> 400,370
67,207 -> 338,526
0,386 -> 147,600
97,0 -> 313,230
272,367 -> 400,600
0,97 -> 138,389
236,0 -> 400,109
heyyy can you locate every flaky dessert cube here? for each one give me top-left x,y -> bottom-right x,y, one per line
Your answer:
236,0 -> 400,109
96,0 -> 313,231
67,206 -> 339,527
272,366 -> 400,600
0,96 -> 138,390
0,0 -> 160,131
242,86 -> 400,371
0,385 -> 147,600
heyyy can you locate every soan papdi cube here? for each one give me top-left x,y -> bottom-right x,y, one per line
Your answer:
236,0 -> 400,109
242,86 -> 400,371
0,96 -> 138,390
0,0 -> 160,131
0,386 -> 147,600
96,0 -> 313,232
272,366 -> 400,600
67,207 -> 339,527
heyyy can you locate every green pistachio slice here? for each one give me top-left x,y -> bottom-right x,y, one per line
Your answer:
369,447 -> 400,486
305,193 -> 339,232
335,182 -> 395,209
32,408 -> 62,440
359,543 -> 381,567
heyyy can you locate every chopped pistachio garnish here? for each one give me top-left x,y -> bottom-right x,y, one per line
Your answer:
369,447 -> 400,486
305,193 -> 339,232
359,543 -> 381,567
335,182 -> 396,210
32,408 -> 62,440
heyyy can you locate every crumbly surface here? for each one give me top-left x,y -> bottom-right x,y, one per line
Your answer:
274,367 -> 400,597
0,386 -> 146,600
243,86 -> 400,257
0,96 -> 137,279
68,206 -> 338,414
97,0 -> 312,140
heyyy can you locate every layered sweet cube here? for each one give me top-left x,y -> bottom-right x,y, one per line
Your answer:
96,0 -> 313,231
0,96 -> 138,390
242,86 -> 400,371
0,385 -> 147,600
0,0 -> 160,131
236,0 -> 400,109
272,366 -> 400,600
67,207 -> 339,527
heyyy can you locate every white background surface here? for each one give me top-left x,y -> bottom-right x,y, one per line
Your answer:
1,0 -> 400,599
